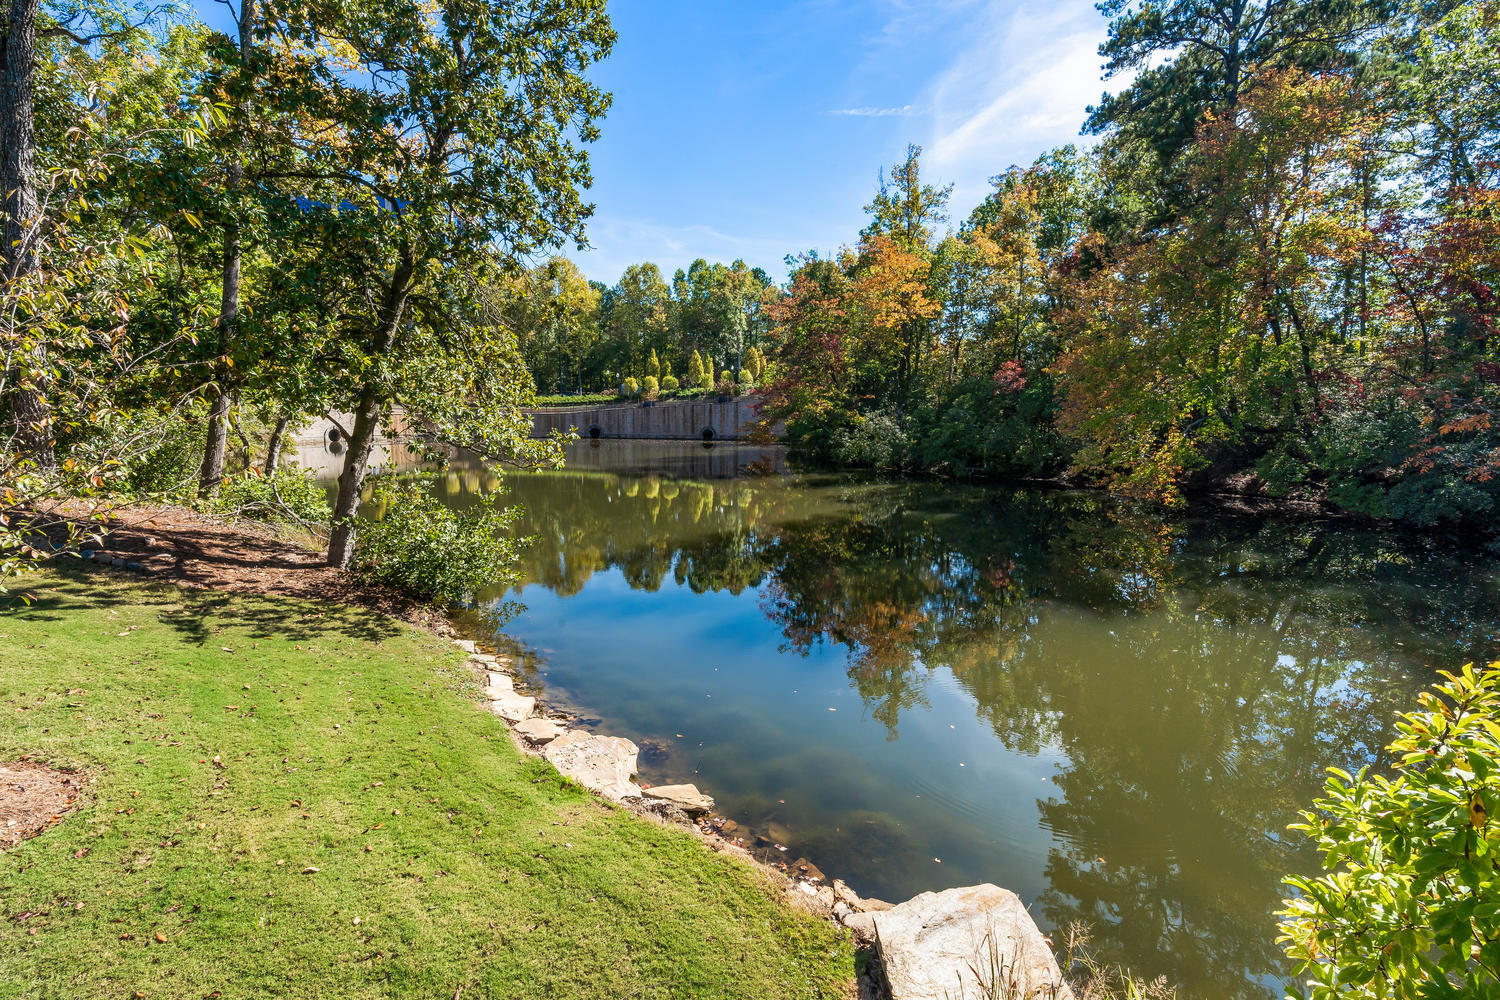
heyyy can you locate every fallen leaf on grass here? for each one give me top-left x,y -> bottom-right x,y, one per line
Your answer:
301,866 -> 319,874
155,931 -> 167,943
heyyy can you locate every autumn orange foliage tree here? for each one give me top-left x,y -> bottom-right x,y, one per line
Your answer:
1055,70 -> 1374,502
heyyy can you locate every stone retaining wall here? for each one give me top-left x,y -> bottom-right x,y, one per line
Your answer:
527,396 -> 778,442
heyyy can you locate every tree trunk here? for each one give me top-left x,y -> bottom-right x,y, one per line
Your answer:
1,0 -> 53,468
326,259 -> 414,568
198,0 -> 253,498
1285,297 -> 1321,412
325,387 -> 381,569
197,218 -> 239,496
263,413 -> 289,475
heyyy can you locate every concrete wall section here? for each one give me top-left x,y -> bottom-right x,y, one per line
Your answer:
526,395 -> 779,441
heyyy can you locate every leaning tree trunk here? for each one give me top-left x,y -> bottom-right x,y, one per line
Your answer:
262,412 -> 290,475
325,387 -> 382,569
198,0 -> 254,498
197,217 -> 239,496
1,0 -> 54,468
326,260 -> 413,569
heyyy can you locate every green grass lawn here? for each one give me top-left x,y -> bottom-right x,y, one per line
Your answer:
0,570 -> 853,999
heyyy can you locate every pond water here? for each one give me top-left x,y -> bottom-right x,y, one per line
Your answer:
413,441 -> 1500,999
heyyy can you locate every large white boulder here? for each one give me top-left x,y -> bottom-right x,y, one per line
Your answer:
543,732 -> 641,801
488,691 -> 535,722
872,884 -> 1070,1000
513,717 -> 566,745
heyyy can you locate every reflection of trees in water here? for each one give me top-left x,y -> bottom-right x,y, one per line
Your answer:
969,596 -> 1413,999
442,464 -> 1500,1000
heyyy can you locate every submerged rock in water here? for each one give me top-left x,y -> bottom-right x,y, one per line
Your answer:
764,821 -> 793,844
871,884 -> 1070,1000
643,783 -> 714,814
544,732 -> 641,801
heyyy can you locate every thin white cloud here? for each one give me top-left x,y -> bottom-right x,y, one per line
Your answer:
923,1 -> 1112,206
829,104 -> 918,117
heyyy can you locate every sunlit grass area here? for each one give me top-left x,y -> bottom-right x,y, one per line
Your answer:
0,570 -> 852,1000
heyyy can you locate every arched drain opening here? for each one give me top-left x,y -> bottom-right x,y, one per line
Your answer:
700,426 -> 716,441
588,425 -> 602,439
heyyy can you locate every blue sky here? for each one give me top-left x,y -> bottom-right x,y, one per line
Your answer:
193,0 -> 1116,285
575,0 -> 1114,283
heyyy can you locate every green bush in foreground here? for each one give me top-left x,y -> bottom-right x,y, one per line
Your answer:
354,479 -> 524,606
1279,662 -> 1500,999
622,377 -> 640,397
661,374 -> 680,391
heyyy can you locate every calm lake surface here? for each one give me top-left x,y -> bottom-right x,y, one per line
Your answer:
416,440 -> 1500,999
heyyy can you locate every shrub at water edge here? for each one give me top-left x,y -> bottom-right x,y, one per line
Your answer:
1279,661 -> 1500,998
353,479 -> 524,606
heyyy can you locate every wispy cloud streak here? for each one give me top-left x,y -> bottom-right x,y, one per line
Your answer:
829,105 -> 918,117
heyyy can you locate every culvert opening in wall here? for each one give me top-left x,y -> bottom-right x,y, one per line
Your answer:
588,425 -> 602,439
701,427 -> 716,441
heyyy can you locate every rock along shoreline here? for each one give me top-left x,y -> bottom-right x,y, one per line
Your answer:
452,636 -> 1074,1000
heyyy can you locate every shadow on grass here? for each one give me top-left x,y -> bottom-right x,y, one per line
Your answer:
9,567 -> 407,644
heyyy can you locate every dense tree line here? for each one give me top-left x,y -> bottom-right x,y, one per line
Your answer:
760,0 -> 1500,528
1,0 -> 613,577
497,254 -> 775,395
504,2 -> 1500,529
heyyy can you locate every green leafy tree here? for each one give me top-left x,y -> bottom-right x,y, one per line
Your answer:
602,261 -> 670,376
2,13 -> 215,589
294,0 -> 614,568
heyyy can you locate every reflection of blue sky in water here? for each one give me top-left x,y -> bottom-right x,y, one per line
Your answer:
508,570 -> 1060,907
452,444 -> 1500,1000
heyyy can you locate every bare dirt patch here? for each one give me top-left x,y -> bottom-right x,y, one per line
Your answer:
0,761 -> 84,849
39,502 -> 450,632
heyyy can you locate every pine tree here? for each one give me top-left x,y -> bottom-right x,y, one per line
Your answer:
647,348 -> 661,380
687,350 -> 704,385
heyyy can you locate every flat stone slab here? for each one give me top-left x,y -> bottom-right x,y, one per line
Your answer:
483,673 -> 514,697
643,783 -> 714,814
543,732 -> 641,801
872,884 -> 1070,1000
513,717 -> 565,745
453,639 -> 477,654
488,691 -> 535,722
